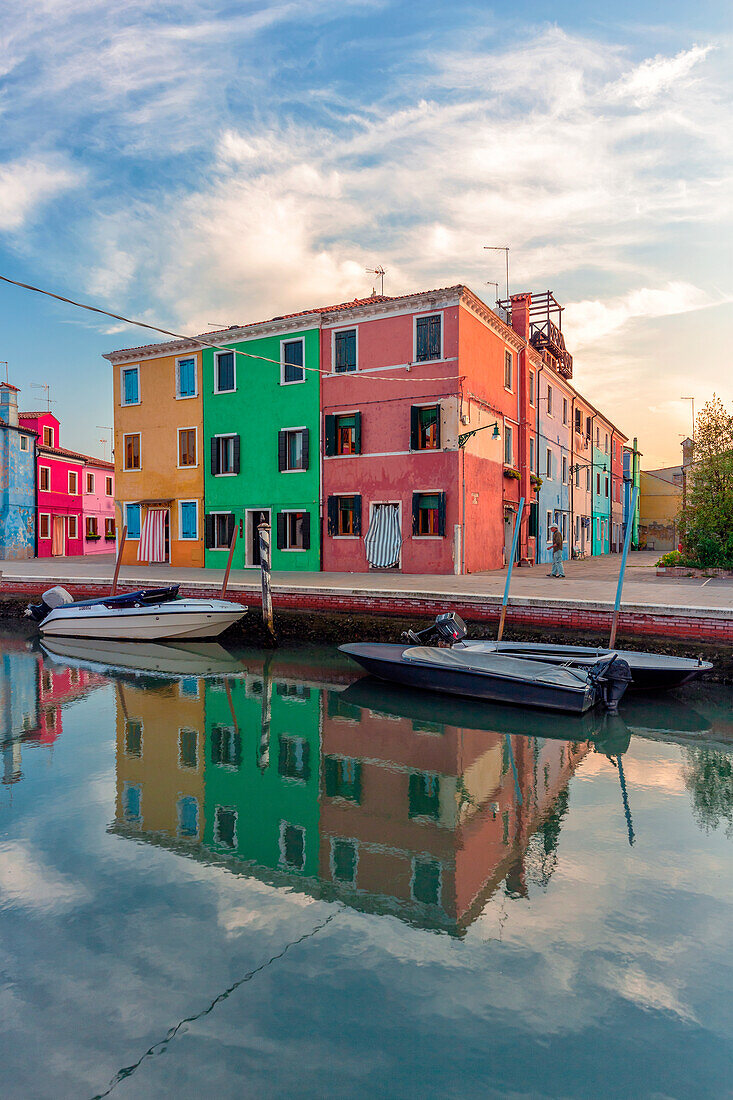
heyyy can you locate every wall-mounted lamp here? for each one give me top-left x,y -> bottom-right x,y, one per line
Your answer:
458,420 -> 500,449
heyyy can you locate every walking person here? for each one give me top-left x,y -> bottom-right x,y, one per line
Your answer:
547,523 -> 566,578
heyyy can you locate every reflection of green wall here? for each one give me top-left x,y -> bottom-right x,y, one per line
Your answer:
203,677 -> 322,877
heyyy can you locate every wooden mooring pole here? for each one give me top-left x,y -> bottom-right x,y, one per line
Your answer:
609,485 -> 638,649
221,521 -> 239,598
497,497 -> 524,642
111,525 -> 127,595
258,522 -> 276,643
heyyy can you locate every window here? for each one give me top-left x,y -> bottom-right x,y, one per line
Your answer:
176,356 -> 197,398
85,516 -> 98,538
68,470 -> 78,495
178,428 -> 197,467
561,512 -> 567,540
124,503 -> 141,540
612,439 -> 617,461
43,425 -> 54,447
504,425 -> 513,466
121,367 -> 140,405
214,806 -> 237,849
529,436 -> 536,472
411,405 -> 440,450
413,492 -> 446,537
278,736 -> 311,781
39,514 -> 50,540
124,718 -> 143,757
575,465 -> 580,487
123,433 -> 141,470
415,314 -> 441,362
177,796 -> 199,839
105,517 -> 116,538
280,822 -> 305,870
206,512 -> 235,550
597,472 -> 601,494
122,783 -> 142,825
211,434 -> 239,475
546,511 -> 552,537
562,456 -> 568,483
334,328 -> 357,372
214,350 -> 235,393
331,838 -> 357,884
178,728 -> 198,770
547,385 -> 553,416
563,398 -> 568,425
586,415 -> 592,437
180,678 -> 199,698
529,371 -> 535,406
327,495 -> 361,537
605,434 -> 609,454
336,414 -> 358,455
278,428 -> 309,471
86,472 -> 94,494
211,724 -> 241,768
281,338 -> 305,384
575,408 -> 582,433
106,476 -> 113,495
504,350 -> 513,390
412,858 -> 441,906
586,468 -> 591,492
605,475 -> 609,497
20,434 -> 29,452
408,772 -> 440,819
67,515 -> 78,540
179,500 -> 198,541
596,427 -> 600,447
276,511 -> 310,551
546,449 -> 552,478
324,756 -> 362,802
39,466 -> 50,492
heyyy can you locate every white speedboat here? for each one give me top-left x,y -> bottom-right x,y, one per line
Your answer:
26,585 -> 247,641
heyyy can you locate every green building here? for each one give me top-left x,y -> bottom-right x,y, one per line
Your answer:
203,673 -> 322,879
202,316 -> 321,570
592,441 -> 611,555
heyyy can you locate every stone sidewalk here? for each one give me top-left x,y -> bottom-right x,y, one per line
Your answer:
1,550 -> 731,611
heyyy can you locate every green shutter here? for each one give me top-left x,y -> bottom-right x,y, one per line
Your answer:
324,415 -> 336,456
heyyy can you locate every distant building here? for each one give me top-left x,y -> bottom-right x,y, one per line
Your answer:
639,438 -> 687,551
0,382 -> 36,560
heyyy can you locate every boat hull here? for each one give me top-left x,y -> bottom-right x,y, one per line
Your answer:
340,644 -> 596,714
39,600 -> 246,641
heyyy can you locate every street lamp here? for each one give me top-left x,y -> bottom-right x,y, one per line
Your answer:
458,420 -> 500,449
680,397 -> 695,441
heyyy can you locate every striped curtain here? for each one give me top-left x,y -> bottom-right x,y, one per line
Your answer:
365,504 -> 402,568
137,508 -> 167,563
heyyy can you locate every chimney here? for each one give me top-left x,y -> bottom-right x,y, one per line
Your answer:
509,293 -> 531,342
681,437 -> 694,467
0,382 -> 19,427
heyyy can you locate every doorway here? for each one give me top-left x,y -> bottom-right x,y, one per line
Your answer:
52,516 -> 65,557
246,509 -> 271,566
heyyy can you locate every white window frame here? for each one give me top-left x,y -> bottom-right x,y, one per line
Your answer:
177,727 -> 199,771
42,424 -> 55,447
330,836 -> 359,886
120,365 -> 141,407
279,509 -> 308,552
177,425 -> 198,470
123,502 -> 142,541
175,354 -> 199,400
562,455 -> 568,483
67,514 -> 78,540
123,433 -> 142,472
546,384 -> 553,416
213,349 -> 236,395
68,470 -> 79,495
412,310 -> 444,364
214,805 -> 238,849
529,436 -> 535,472
504,424 -> 513,466
278,820 -> 306,870
245,508 -> 271,564
281,426 -> 308,473
546,448 -> 552,479
105,476 -> 113,496
85,515 -> 98,538
410,856 -> 442,906
529,370 -> 535,407
280,336 -> 306,386
331,326 -> 359,374
178,499 -> 199,541
504,349 -> 513,392
213,432 -> 237,476
39,512 -> 51,540
562,398 -> 568,426
39,465 -> 51,492
20,434 -> 29,452
86,472 -> 94,494
546,510 -> 552,536
209,510 -> 236,551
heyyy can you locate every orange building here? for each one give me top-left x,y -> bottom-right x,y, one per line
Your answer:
104,342 -> 204,566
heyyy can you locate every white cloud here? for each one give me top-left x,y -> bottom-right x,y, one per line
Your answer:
563,283 -> 721,348
0,841 -> 89,912
0,157 -> 78,231
610,45 -> 712,106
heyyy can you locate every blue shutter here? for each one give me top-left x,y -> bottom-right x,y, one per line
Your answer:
125,504 -> 141,540
178,358 -> 196,397
123,369 -> 139,404
180,501 -> 196,540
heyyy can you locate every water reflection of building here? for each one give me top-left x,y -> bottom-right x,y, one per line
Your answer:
108,659 -> 589,935
0,639 -> 106,786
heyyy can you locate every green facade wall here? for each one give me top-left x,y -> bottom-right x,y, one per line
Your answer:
202,327 -> 321,571
592,444 -> 610,555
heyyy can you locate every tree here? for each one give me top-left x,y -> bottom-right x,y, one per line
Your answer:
680,394 -> 733,567
683,747 -> 733,839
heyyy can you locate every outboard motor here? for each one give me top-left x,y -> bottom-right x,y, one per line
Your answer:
25,586 -> 74,624
590,655 -> 633,713
401,611 -> 467,647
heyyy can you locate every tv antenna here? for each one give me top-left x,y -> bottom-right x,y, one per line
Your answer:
0,362 -> 8,384
366,266 -> 386,295
97,425 -> 113,460
485,281 -> 500,303
484,245 -> 510,299
31,382 -> 55,411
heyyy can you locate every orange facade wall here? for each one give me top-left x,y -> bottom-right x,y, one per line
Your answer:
112,351 -> 204,566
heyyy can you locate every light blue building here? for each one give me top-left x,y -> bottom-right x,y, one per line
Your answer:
0,382 -> 36,560
536,373 -> 572,565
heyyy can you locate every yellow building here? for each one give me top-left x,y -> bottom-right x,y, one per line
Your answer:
105,341 -> 204,566
113,676 -> 206,840
639,466 -> 683,552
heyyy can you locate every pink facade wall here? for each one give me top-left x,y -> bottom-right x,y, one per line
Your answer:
35,454 -> 85,557
82,466 -> 116,554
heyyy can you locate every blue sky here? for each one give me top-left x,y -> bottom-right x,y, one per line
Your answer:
0,0 -> 730,466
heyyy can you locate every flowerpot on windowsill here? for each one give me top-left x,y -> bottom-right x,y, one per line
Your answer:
530,475 -> 543,492
503,467 -> 521,481
86,535 -> 101,541
104,535 -> 116,541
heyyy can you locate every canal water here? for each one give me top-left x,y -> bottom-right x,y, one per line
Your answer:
0,633 -> 731,1099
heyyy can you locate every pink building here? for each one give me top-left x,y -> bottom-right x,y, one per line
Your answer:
19,411 -> 114,557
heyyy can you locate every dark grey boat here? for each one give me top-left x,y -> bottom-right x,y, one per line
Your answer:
339,639 -> 631,714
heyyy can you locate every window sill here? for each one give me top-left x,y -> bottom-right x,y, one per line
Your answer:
177,464 -> 199,470
280,379 -> 306,386
120,401 -> 141,408
280,468 -> 307,474
413,535 -> 444,540
213,389 -> 236,396
175,394 -> 198,400
331,535 -> 360,540
280,547 -> 307,553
